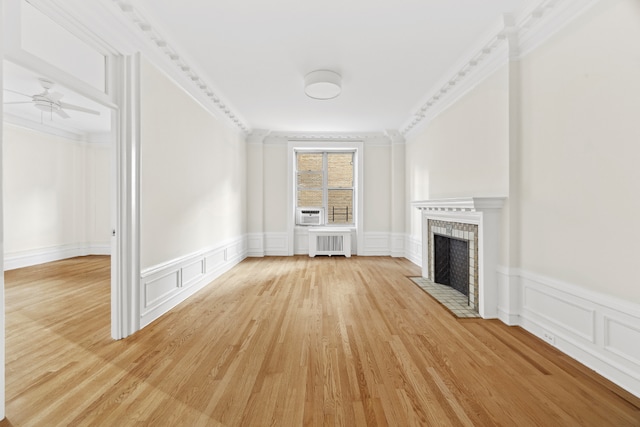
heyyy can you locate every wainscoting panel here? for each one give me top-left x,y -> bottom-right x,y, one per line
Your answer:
523,285 -> 596,343
390,233 -> 405,258
604,316 -> 640,367
140,236 -> 247,328
4,243 -> 111,271
294,229 -> 309,255
405,235 -> 422,267
496,267 -> 640,398
264,233 -> 289,256
181,258 -> 205,288
360,233 -> 390,256
246,233 -> 265,257
144,270 -> 181,310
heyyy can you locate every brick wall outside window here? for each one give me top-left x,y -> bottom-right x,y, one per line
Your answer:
296,151 -> 354,224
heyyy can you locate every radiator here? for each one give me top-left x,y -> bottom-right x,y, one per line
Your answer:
308,228 -> 352,257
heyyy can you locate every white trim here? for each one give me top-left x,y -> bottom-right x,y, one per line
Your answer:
139,236 -> 247,328
405,234 -> 422,267
360,232 -> 391,256
1,1 -> 7,417
264,232 -> 290,256
4,243 -> 111,271
247,233 -> 265,257
412,197 -> 506,211
390,233 -> 405,258
496,267 -> 640,398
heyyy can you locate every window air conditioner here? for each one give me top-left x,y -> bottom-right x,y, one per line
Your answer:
296,208 -> 324,226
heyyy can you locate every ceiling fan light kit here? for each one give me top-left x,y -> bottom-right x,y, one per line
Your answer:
304,70 -> 341,100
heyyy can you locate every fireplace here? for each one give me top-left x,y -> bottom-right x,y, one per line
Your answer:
412,197 -> 505,318
429,220 -> 479,312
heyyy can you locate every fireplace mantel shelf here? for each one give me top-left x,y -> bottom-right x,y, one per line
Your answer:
411,197 -> 506,212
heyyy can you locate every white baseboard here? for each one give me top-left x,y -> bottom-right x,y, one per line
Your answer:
496,267 -> 640,398
4,242 -> 111,270
139,236 -> 247,328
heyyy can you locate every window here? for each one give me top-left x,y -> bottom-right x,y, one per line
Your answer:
296,151 -> 354,225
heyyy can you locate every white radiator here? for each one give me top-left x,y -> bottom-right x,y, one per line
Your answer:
308,228 -> 352,257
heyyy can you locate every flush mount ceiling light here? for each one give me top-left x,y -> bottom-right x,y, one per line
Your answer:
304,70 -> 341,100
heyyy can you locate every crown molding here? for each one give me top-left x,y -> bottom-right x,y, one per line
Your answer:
103,0 -> 250,134
401,0 -> 601,138
261,131 -> 390,146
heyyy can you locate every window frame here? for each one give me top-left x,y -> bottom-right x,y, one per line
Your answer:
288,140 -> 363,256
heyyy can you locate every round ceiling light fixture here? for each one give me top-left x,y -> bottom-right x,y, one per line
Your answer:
304,70 -> 341,100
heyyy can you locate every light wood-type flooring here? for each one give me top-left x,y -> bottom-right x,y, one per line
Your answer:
3,255 -> 640,426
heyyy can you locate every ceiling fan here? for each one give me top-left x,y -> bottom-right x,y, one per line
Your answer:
4,78 -> 100,119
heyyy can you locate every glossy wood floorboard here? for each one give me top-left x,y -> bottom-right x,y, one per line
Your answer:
3,255 -> 640,426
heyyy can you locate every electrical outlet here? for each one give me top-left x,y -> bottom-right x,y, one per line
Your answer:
542,331 -> 555,346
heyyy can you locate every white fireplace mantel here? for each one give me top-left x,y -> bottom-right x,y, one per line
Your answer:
411,197 -> 506,212
413,197 -> 506,318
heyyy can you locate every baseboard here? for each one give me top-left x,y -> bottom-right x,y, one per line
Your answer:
140,236 -> 247,328
496,267 -> 640,398
4,243 -> 111,270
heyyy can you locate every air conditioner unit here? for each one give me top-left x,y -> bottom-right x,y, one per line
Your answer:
296,207 -> 324,226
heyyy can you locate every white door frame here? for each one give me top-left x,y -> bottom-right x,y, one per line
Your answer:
0,0 -> 140,337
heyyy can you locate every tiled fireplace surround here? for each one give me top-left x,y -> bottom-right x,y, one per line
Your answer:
413,198 -> 505,319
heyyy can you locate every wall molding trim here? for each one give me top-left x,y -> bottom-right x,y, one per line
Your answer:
104,0 -> 250,133
405,234 -> 422,267
139,236 -> 247,328
4,242 -> 111,271
401,0 -> 601,137
496,266 -> 640,398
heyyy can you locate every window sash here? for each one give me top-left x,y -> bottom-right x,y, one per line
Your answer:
296,151 -> 355,225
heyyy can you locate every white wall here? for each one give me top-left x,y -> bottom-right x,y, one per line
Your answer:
139,57 -> 247,270
406,66 -> 510,243
363,144 -> 391,232
3,124 -> 110,268
138,57 -> 247,327
262,142 -> 288,234
518,0 -> 640,302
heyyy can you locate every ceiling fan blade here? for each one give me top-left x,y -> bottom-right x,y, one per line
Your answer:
3,101 -> 33,105
55,108 -> 70,119
3,88 -> 32,98
59,102 -> 100,115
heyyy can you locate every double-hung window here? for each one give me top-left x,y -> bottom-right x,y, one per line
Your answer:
296,151 -> 354,225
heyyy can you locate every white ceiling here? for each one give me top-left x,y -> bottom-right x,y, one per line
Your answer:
3,0 -> 537,136
134,0 -> 533,133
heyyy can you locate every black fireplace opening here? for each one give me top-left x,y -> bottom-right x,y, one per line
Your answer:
434,234 -> 469,296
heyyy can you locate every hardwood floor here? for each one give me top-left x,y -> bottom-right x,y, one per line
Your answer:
3,255 -> 640,426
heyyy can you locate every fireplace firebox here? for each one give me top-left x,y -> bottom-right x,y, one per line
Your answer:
434,235 -> 469,297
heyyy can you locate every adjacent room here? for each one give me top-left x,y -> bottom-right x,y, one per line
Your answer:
1,0 -> 639,424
